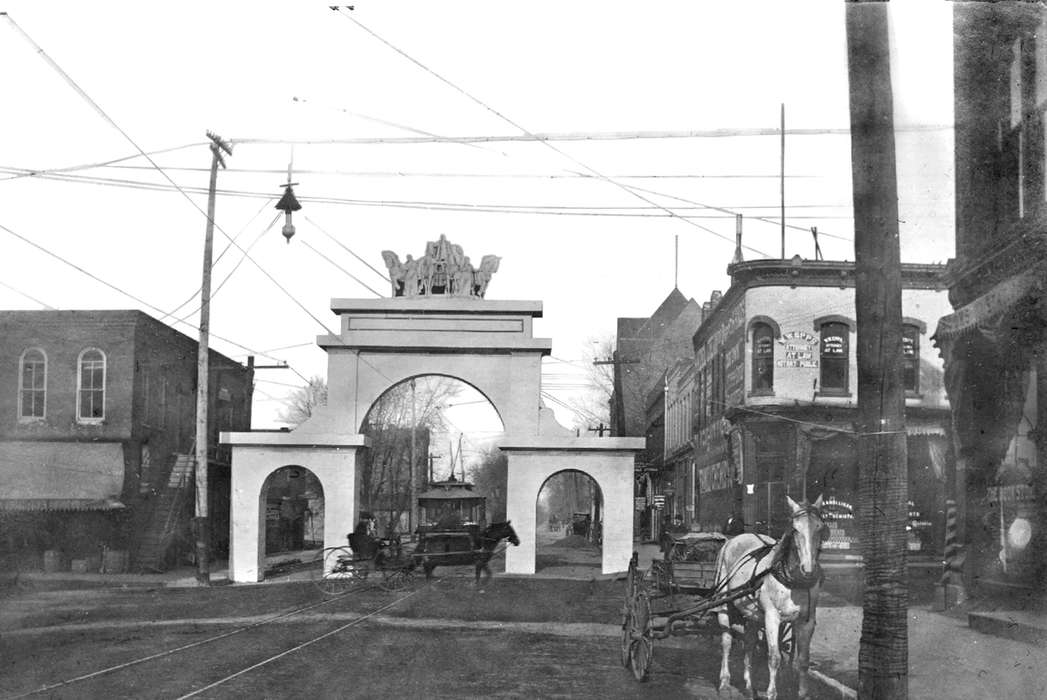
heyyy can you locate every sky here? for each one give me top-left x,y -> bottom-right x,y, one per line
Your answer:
0,1 -> 955,460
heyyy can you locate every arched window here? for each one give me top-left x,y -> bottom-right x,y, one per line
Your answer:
751,322 -> 775,392
902,324 -> 920,394
19,348 -> 46,420
819,321 -> 850,393
77,348 -> 106,422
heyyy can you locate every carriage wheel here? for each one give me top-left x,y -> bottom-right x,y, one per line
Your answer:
379,567 -> 414,592
620,554 -> 639,667
628,590 -> 653,682
629,636 -> 653,682
313,547 -> 361,596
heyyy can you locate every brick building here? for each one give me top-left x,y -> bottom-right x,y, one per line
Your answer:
0,310 -> 253,571
613,289 -> 701,540
690,258 -> 952,578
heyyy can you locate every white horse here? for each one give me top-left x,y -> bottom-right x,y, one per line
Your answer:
714,495 -> 827,700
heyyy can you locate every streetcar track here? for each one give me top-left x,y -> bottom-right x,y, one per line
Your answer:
4,580 -> 410,699
175,586 -> 424,699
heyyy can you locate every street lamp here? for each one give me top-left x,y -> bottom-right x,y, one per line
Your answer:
275,182 -> 302,243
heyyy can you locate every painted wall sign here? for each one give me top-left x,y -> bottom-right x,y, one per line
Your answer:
698,459 -> 732,493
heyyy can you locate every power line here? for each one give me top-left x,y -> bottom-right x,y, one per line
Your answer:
0,279 -> 56,309
0,142 -> 206,183
0,220 -> 284,364
229,124 -> 949,146
0,168 -> 856,221
84,164 -> 830,180
334,8 -> 774,258
300,238 -> 385,297
304,216 -> 391,283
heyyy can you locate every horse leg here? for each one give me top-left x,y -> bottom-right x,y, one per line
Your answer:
424,563 -> 435,580
793,599 -> 817,698
741,620 -> 758,698
762,607 -> 783,700
717,610 -> 733,692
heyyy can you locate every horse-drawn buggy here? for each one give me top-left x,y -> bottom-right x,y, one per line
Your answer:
621,496 -> 828,700
312,530 -> 416,594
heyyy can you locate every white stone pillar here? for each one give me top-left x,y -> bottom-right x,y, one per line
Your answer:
504,452 -> 537,574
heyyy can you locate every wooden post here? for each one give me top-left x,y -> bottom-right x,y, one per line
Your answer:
409,378 -> 417,538
845,3 -> 908,698
194,132 -> 231,586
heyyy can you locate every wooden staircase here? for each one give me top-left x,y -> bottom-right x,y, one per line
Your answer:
134,453 -> 194,573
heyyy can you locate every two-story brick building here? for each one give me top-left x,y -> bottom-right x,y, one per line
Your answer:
690,258 -> 952,571
0,310 -> 253,571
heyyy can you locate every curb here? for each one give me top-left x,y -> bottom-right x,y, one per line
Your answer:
808,668 -> 858,699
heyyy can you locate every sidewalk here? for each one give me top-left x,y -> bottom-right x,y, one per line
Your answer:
810,604 -> 1047,699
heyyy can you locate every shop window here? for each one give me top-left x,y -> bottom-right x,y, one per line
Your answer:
902,324 -> 920,394
751,322 -> 775,393
77,348 -> 106,423
818,321 -> 850,394
18,348 -> 46,420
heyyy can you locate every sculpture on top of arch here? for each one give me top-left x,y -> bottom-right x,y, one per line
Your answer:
382,234 -> 501,298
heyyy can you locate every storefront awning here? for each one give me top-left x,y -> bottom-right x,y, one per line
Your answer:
0,441 -> 125,512
934,269 -> 1041,342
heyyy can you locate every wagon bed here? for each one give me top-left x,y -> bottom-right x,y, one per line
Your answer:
619,533 -> 794,682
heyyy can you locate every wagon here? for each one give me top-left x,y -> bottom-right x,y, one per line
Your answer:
312,535 -> 415,594
620,533 -> 794,681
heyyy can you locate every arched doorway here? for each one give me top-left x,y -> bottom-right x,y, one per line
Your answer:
261,466 -> 324,556
536,469 -> 603,575
359,375 -> 505,539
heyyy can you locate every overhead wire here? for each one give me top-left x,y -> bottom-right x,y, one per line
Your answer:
300,238 -> 385,297
332,7 -> 774,258
304,215 -> 390,283
0,167 -> 855,220
0,279 -> 56,309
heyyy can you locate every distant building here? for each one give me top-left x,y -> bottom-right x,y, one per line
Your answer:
938,2 -> 1047,592
690,258 -> 952,572
614,288 -> 701,540
0,310 -> 253,571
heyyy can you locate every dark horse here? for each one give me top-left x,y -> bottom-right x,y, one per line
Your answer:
418,520 -> 520,586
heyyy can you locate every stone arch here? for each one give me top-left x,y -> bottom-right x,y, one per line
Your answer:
225,294 -> 644,582
500,439 -> 639,575
260,465 -> 325,555
225,434 -> 368,582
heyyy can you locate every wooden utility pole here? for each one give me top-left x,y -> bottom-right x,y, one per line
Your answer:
194,131 -> 231,586
409,378 -> 417,537
845,3 -> 908,698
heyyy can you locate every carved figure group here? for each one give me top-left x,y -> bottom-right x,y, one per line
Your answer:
381,234 -> 500,299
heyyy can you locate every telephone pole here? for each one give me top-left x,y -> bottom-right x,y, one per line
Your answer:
845,3 -> 908,697
409,378 -> 417,537
194,131 -> 232,586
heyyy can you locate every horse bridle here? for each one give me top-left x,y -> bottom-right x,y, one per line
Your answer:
770,507 -> 826,589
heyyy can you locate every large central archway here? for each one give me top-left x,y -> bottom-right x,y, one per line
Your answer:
224,245 -> 643,583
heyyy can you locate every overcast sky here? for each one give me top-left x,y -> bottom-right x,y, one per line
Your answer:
0,1 -> 954,442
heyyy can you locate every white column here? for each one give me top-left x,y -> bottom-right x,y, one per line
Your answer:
504,453 -> 537,574
228,446 -> 268,583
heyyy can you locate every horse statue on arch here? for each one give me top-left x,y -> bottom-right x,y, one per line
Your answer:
714,495 -> 828,700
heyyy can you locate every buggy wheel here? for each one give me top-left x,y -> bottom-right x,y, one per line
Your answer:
313,547 -> 359,596
627,590 -> 653,681
620,609 -> 633,667
629,636 -> 652,682
379,567 -> 414,592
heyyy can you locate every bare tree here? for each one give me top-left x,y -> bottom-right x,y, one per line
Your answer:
278,376 -> 328,427
360,377 -> 463,531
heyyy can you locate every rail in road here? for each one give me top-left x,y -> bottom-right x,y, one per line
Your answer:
5,581 -> 425,700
